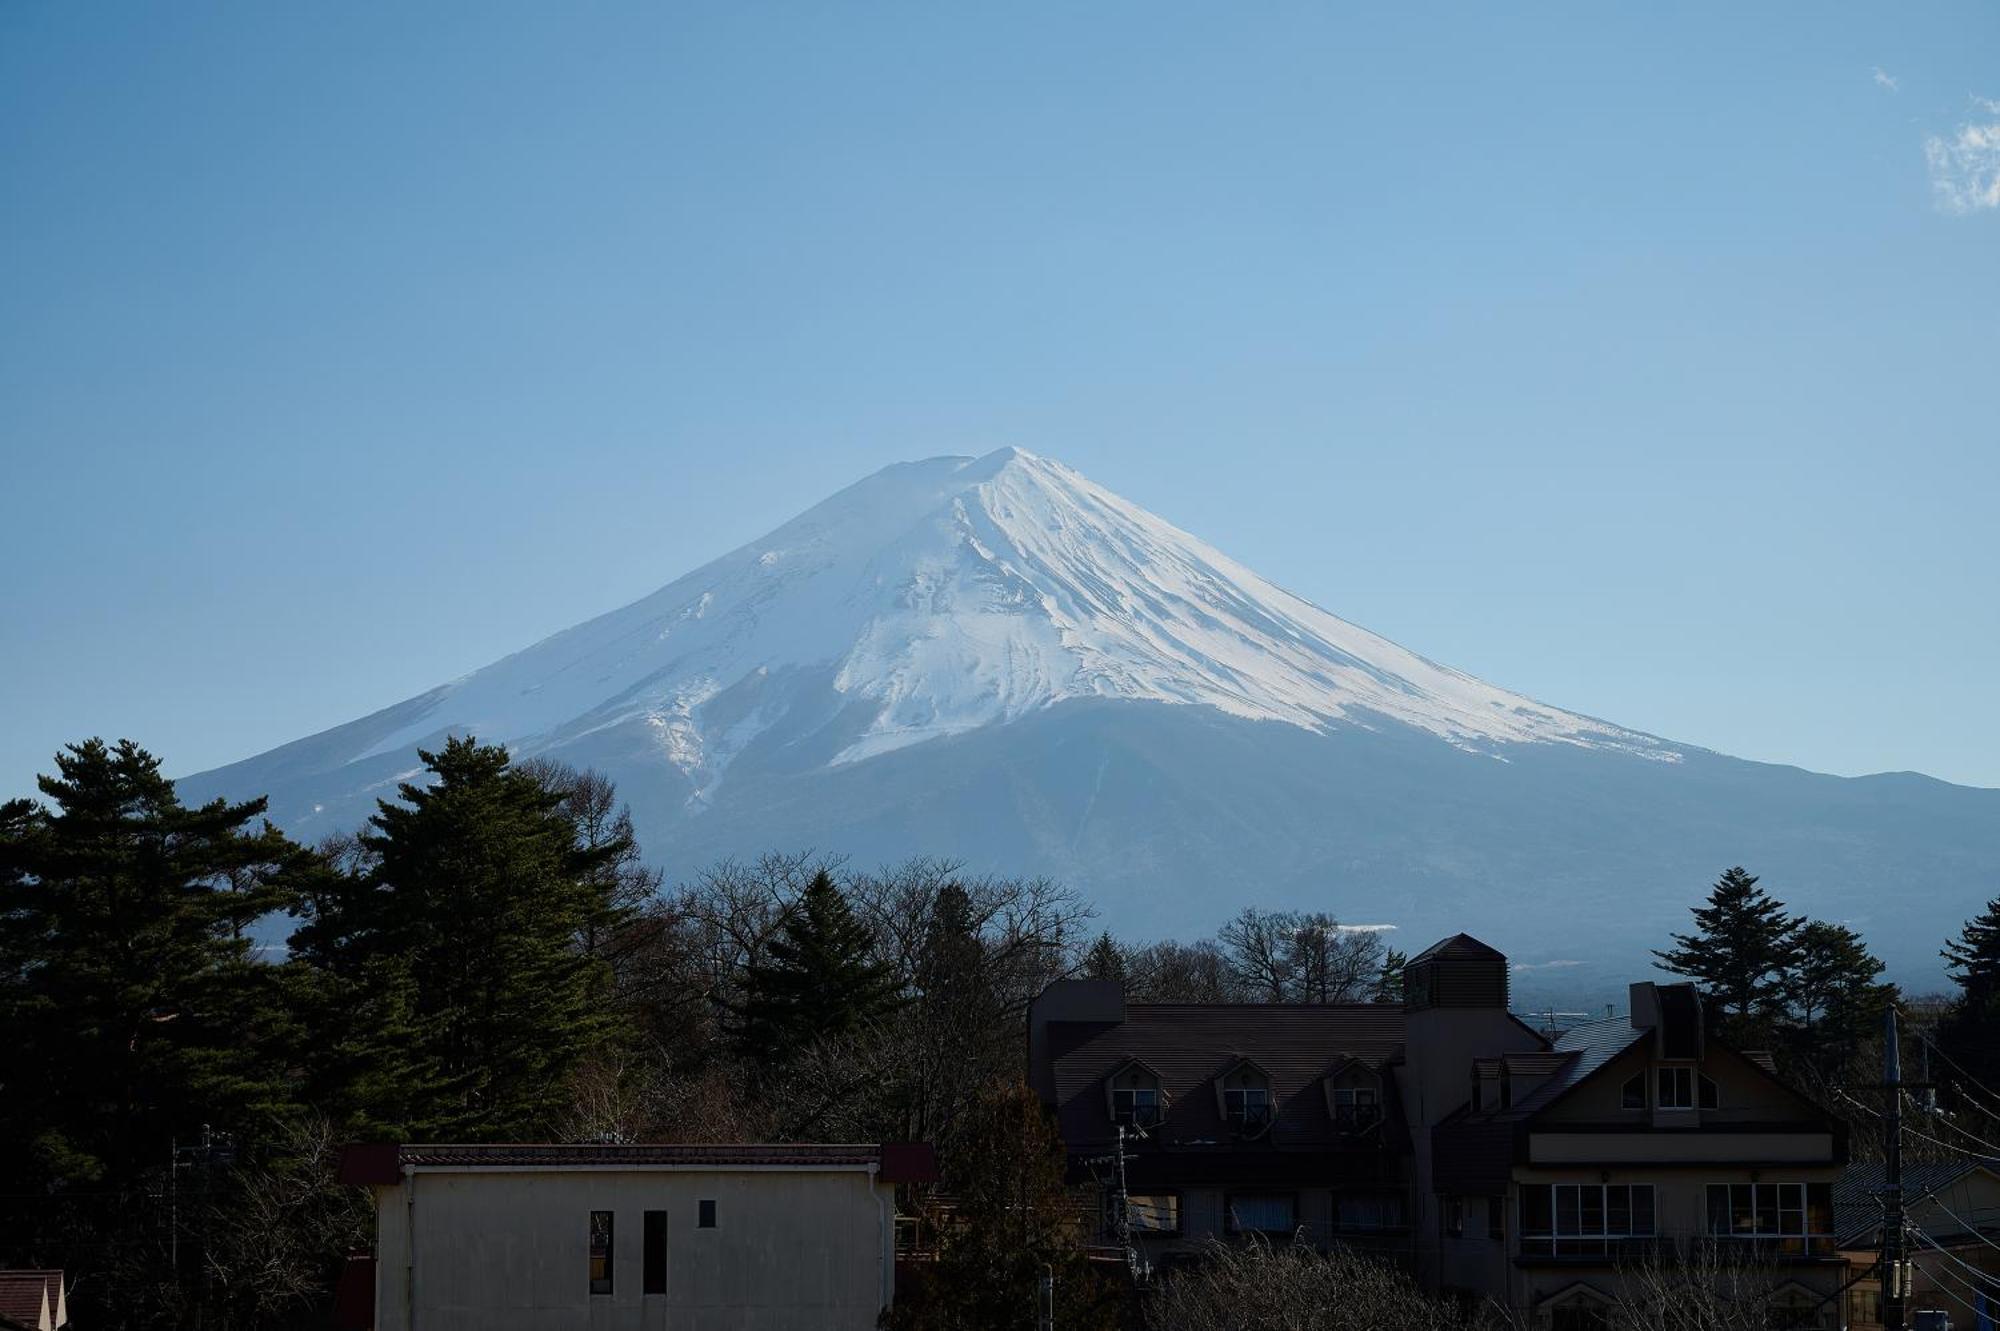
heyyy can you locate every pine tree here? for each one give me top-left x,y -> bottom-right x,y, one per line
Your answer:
1784,920 -> 1894,1073
1942,896 -> 2000,1008
1653,867 -> 1803,1036
731,870 -> 900,1061
1372,947 -> 1409,1005
0,740 -> 305,1191
1938,896 -> 2000,1091
1082,931 -> 1127,984
290,736 -> 629,1139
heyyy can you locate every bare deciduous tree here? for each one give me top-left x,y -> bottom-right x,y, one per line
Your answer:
1145,1236 -> 1498,1331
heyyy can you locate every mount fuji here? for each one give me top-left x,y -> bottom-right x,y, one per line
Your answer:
180,449 -> 1998,997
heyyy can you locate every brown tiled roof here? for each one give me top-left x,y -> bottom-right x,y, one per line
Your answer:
1047,1002 -> 1408,1161
0,1271 -> 60,1329
341,1142 -> 935,1183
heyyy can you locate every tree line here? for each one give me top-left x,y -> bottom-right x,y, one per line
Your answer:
3,735 -> 1996,1329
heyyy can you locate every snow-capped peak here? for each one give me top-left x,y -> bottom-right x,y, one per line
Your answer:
356,448 -> 1676,793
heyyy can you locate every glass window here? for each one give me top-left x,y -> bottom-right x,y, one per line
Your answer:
1487,1195 -> 1506,1240
642,1210 -> 666,1296
1222,1068 -> 1274,1136
589,1210 -> 614,1296
1519,1184 -> 1656,1256
1227,1193 -> 1295,1234
1336,1192 -> 1404,1231
1331,1085 -> 1382,1133
698,1199 -> 716,1229
1657,1066 -> 1695,1109
1620,1074 -> 1645,1110
1127,1194 -> 1180,1233
1699,1074 -> 1719,1110
1112,1085 -> 1161,1127
1704,1182 -> 1834,1254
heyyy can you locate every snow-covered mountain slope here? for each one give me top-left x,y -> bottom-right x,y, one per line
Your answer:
326,448 -> 1675,792
179,449 -> 1997,995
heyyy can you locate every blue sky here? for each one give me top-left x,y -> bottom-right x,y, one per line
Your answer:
3,1 -> 1997,795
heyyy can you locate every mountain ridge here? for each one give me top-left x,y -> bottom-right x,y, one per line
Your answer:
178,450 -> 1998,997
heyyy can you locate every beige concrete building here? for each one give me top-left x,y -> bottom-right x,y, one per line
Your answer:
336,1142 -> 935,1331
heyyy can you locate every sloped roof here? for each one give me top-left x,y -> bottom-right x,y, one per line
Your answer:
1408,934 -> 1506,965
1834,1160 -> 1983,1247
1456,1016 -> 1648,1124
1045,1002 -> 1408,1158
0,1271 -> 60,1330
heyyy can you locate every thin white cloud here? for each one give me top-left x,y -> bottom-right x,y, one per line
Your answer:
1873,67 -> 1899,93
1511,959 -> 1582,972
1334,923 -> 1397,934
1926,103 -> 2000,213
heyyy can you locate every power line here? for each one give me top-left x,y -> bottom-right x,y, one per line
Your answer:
1926,1195 -> 2000,1257
1914,1265 -> 1991,1324
1908,1226 -> 2000,1291
1912,1030 -> 2000,1120
1910,1091 -> 2000,1159
1898,1120 -> 2000,1167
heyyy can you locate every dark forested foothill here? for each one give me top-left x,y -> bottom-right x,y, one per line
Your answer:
1,735 -> 1991,1329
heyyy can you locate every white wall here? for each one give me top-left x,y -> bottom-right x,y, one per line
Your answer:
372,1166 -> 893,1331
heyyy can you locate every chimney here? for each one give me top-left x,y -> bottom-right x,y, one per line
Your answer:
1027,980 -> 1125,1103
1629,982 -> 1661,1032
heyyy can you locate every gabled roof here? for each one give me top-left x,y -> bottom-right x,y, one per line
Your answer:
1834,1160 -> 1988,1247
0,1271 -> 62,1331
1454,1016 -> 1649,1124
1408,933 -> 1506,965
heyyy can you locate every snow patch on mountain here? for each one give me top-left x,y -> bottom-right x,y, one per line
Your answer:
350,447 -> 1677,797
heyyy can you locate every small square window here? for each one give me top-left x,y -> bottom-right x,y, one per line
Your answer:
698,1199 -> 717,1229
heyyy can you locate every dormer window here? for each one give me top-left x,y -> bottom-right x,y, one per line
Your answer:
1330,1085 -> 1381,1134
1657,1066 -> 1719,1110
1220,1063 -> 1273,1137
1621,1074 -> 1646,1110
1108,1063 -> 1163,1129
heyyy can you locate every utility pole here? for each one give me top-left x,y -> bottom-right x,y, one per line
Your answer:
1882,1006 -> 1906,1331
1113,1125 -> 1135,1279
1035,1262 -> 1054,1331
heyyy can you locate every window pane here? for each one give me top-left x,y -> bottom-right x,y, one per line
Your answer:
1807,1183 -> 1833,1236
1632,1186 -> 1655,1236
1556,1186 -> 1580,1236
589,1211 -> 614,1296
1523,1186 -> 1553,1235
642,1211 -> 666,1296
1621,1076 -> 1645,1110
698,1199 -> 716,1229
1230,1194 -> 1295,1233
1579,1187 -> 1604,1237
1129,1195 -> 1179,1232
1698,1075 -> 1718,1110
1607,1186 -> 1630,1236
1756,1186 -> 1780,1235
1706,1185 -> 1730,1235
1729,1184 -> 1753,1235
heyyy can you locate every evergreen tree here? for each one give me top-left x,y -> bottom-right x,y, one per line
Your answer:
289,736 -> 628,1139
1372,947 -> 1409,1005
1784,920 -> 1894,1073
731,870 -> 900,1061
1942,896 -> 2000,1008
1082,931 -> 1128,984
1938,896 -> 2000,1090
1653,867 -> 1803,1035
0,740 -> 304,1190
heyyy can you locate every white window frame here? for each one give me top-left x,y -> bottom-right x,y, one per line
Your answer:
1703,1182 -> 1834,1254
1519,1183 -> 1657,1257
1656,1065 -> 1696,1110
